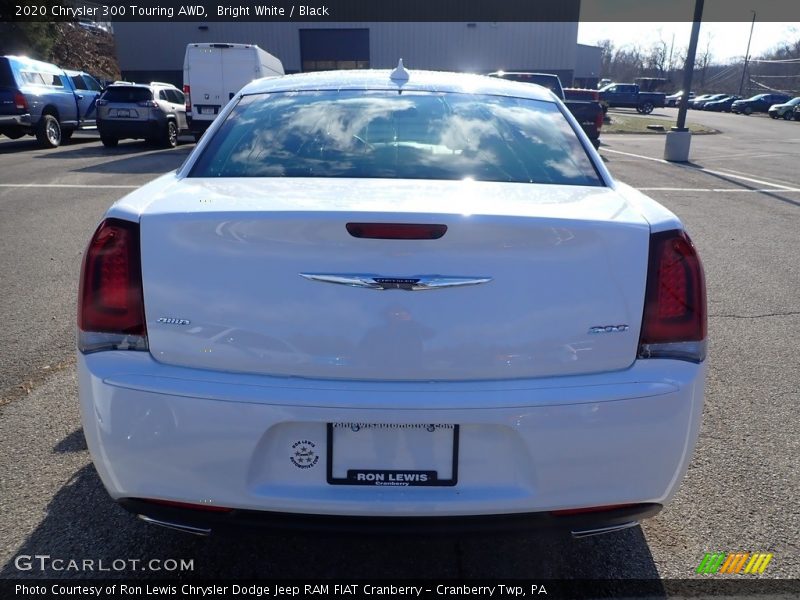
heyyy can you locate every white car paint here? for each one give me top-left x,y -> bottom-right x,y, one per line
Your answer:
78,69 -> 706,532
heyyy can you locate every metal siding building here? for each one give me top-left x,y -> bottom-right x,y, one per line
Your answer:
113,22 -> 580,85
574,44 -> 602,88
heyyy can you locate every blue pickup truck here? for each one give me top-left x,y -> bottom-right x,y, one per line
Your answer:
0,55 -> 103,148
598,83 -> 666,115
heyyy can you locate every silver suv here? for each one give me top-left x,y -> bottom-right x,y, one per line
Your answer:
97,82 -> 189,148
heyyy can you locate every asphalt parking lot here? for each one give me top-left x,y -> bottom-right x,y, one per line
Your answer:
1,108 -> 798,581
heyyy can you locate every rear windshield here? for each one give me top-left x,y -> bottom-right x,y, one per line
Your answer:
190,90 -> 602,186
101,86 -> 152,102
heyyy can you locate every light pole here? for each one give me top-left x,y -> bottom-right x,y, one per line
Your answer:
738,11 -> 757,96
664,0 -> 705,161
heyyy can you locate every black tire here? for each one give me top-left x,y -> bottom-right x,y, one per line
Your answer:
35,114 -> 61,148
783,111 -> 793,121
101,135 -> 118,147
161,120 -> 178,148
639,102 -> 655,115
743,106 -> 753,115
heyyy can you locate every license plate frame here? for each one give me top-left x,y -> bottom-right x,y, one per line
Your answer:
326,423 -> 459,487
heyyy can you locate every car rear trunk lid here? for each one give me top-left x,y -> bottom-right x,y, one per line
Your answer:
140,178 -> 650,381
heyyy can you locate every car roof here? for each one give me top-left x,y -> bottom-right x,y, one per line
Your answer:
2,55 -> 62,74
106,82 -> 176,90
240,69 -> 557,102
107,83 -> 151,89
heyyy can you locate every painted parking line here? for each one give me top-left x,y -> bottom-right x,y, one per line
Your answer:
692,152 -> 791,162
601,148 -> 799,192
0,183 -> 138,189
638,187 -> 800,193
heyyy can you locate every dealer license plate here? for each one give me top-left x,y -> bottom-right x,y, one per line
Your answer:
327,423 -> 459,487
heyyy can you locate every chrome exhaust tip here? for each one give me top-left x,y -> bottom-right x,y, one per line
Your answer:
571,520 -> 639,539
138,514 -> 211,536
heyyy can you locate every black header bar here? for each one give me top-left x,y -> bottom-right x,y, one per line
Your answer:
2,579 -> 800,599
2,0 -> 800,23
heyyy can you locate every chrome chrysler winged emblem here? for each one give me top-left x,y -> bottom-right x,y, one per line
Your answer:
299,273 -> 492,291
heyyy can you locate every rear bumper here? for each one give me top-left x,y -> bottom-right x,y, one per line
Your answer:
119,497 -> 662,536
187,115 -> 213,136
0,113 -> 30,127
98,118 -> 163,139
79,352 -> 705,522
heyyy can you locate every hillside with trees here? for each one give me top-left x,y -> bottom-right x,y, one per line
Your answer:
597,32 -> 800,95
0,22 -> 120,80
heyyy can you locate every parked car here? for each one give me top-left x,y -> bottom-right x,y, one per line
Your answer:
183,43 -> 284,140
0,55 -> 102,147
691,94 -> 727,110
731,93 -> 791,115
665,90 -> 695,107
598,83 -> 666,114
685,94 -> 713,108
703,95 -> 741,112
488,72 -> 604,148
96,82 -> 189,147
767,97 -> 800,120
77,67 -> 707,538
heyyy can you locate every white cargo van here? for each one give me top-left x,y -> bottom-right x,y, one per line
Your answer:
183,43 -> 284,138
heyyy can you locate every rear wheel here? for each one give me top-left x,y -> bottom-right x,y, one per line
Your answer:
100,135 -> 118,147
161,120 -> 178,148
639,102 -> 654,115
36,114 -> 62,148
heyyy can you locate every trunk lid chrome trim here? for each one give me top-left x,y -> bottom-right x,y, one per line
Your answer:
299,273 -> 492,291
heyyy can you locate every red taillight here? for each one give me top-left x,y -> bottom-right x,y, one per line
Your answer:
638,229 -> 706,361
346,223 -> 447,240
143,499 -> 233,513
13,91 -> 28,111
183,84 -> 191,112
138,100 -> 158,107
595,110 -> 604,131
78,218 -> 146,337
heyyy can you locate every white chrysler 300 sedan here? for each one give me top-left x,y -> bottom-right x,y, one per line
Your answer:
78,67 -> 706,537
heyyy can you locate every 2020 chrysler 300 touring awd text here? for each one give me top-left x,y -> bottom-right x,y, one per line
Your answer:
77,66 -> 706,538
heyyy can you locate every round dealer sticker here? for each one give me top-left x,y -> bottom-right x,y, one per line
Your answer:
290,440 -> 319,469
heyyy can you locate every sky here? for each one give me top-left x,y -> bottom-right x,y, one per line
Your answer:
578,22 -> 799,63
